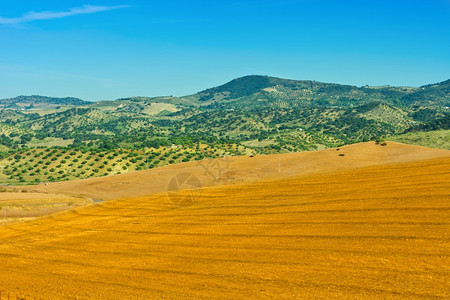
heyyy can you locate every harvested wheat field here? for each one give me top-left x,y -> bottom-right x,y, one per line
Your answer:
22,141 -> 450,201
0,192 -> 89,224
0,142 -> 449,299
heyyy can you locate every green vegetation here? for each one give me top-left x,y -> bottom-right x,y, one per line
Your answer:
0,143 -> 247,185
0,75 -> 448,184
0,95 -> 89,110
390,130 -> 450,150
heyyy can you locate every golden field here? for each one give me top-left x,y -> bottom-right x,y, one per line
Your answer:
20,141 -> 450,201
0,192 -> 89,224
0,142 -> 449,299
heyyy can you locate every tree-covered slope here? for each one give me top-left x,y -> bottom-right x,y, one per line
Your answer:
0,75 -> 448,163
0,95 -> 90,110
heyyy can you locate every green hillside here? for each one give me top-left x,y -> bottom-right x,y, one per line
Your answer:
0,95 -> 90,111
0,75 -> 448,184
191,75 -> 449,108
0,143 -> 248,185
390,130 -> 450,150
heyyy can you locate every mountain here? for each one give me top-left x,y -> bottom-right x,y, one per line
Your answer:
0,95 -> 90,110
401,79 -> 450,106
189,75 -> 449,108
0,76 -> 448,170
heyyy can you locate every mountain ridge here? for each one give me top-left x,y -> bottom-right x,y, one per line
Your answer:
0,75 -> 448,184
0,95 -> 90,110
2,76 -> 449,107
189,75 -> 450,108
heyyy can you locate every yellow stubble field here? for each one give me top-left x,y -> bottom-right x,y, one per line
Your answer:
0,143 -> 448,299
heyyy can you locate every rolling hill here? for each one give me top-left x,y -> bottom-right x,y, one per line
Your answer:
0,76 -> 449,185
0,95 -> 90,110
0,142 -> 448,299
190,75 -> 450,107
21,141 -> 450,201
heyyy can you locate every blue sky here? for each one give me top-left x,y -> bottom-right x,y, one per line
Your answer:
0,0 -> 449,101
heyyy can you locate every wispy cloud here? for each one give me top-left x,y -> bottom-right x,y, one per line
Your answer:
0,5 -> 130,25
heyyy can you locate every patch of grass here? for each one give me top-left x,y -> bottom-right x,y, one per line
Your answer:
390,130 -> 450,150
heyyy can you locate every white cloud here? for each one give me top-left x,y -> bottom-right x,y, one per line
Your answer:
0,5 -> 130,25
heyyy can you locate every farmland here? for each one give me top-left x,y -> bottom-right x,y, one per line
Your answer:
0,190 -> 88,224
0,143 -> 248,185
0,142 -> 448,299
1,77 -> 449,171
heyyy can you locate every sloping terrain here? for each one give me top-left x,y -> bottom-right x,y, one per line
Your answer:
0,95 -> 89,110
0,142 -> 448,299
391,130 -> 450,150
24,142 -> 450,201
191,75 -> 449,107
1,76 -> 448,160
0,191 -> 88,223
0,144 -> 248,185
